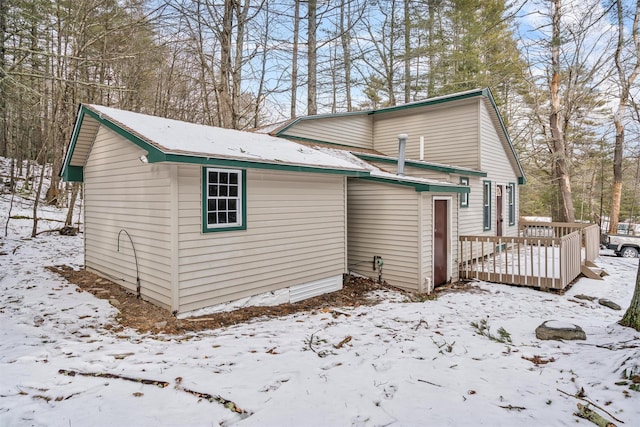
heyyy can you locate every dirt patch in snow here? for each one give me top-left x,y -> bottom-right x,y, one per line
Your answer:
47,265 -> 409,335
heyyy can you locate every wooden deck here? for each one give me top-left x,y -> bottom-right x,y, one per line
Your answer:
459,222 -> 600,290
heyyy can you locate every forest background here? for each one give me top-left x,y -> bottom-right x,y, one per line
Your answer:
0,0 -> 638,232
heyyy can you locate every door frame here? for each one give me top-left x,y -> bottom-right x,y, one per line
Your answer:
432,196 -> 452,286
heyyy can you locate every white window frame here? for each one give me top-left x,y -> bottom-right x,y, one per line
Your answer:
203,167 -> 245,232
460,176 -> 469,208
483,180 -> 492,231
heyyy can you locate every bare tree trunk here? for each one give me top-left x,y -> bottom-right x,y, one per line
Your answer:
340,0 -> 352,111
65,182 -> 80,227
427,1 -> 436,96
404,0 -> 411,103
31,147 -> 49,238
254,1 -> 271,127
291,0 -> 300,118
608,0 -> 640,234
219,0 -> 234,128
231,0 -> 250,129
620,261 -> 640,331
0,0 -> 7,158
307,0 -> 317,115
387,0 -> 397,106
549,0 -> 575,223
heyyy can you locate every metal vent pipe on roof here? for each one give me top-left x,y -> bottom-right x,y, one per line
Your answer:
397,134 -> 408,176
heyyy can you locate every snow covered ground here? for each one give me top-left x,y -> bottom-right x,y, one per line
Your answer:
1,178 -> 639,426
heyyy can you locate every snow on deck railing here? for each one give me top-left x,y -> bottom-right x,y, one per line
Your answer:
519,221 -> 600,264
459,222 -> 600,290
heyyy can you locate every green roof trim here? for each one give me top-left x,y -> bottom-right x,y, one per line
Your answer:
81,106 -> 166,160
354,153 -> 487,177
60,105 -> 88,182
275,110 -> 370,136
61,105 -> 166,182
360,176 -> 469,193
369,88 -> 488,114
64,166 -> 84,182
60,105 -> 370,182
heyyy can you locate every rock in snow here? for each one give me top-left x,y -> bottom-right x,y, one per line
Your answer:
535,320 -> 586,341
598,298 -> 622,311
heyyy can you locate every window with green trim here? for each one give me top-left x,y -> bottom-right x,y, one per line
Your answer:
203,167 -> 246,232
508,182 -> 516,226
460,177 -> 469,208
483,180 -> 491,230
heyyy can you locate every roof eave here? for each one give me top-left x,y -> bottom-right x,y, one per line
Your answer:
60,105 -> 369,180
353,152 -> 487,177
360,176 -> 469,193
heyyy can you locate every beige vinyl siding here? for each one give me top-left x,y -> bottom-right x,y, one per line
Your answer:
177,167 -> 346,312
69,116 -> 99,166
347,179 -> 420,291
420,194 -> 431,290
282,114 -> 373,149
83,126 -> 173,309
479,102 -> 519,237
403,165 -> 455,182
458,176 -> 488,237
372,100 -> 480,170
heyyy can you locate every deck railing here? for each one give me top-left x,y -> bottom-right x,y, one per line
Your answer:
459,222 -> 600,290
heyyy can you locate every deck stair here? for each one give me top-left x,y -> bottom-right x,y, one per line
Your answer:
581,261 -> 606,280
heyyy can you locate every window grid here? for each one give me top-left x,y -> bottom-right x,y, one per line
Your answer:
206,168 -> 242,229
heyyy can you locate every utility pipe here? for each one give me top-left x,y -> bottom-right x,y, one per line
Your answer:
117,228 -> 141,299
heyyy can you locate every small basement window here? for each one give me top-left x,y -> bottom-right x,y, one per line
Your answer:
202,167 -> 246,232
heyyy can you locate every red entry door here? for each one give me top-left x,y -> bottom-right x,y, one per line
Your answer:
434,200 -> 448,287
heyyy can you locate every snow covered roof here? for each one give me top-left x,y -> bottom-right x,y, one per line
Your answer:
80,105 -> 367,172
316,147 -> 469,193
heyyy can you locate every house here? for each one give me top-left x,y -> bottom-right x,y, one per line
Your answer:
267,88 -> 526,293
61,88 -> 525,314
60,104 -> 370,314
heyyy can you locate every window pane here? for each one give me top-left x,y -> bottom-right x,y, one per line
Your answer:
204,169 -> 243,230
